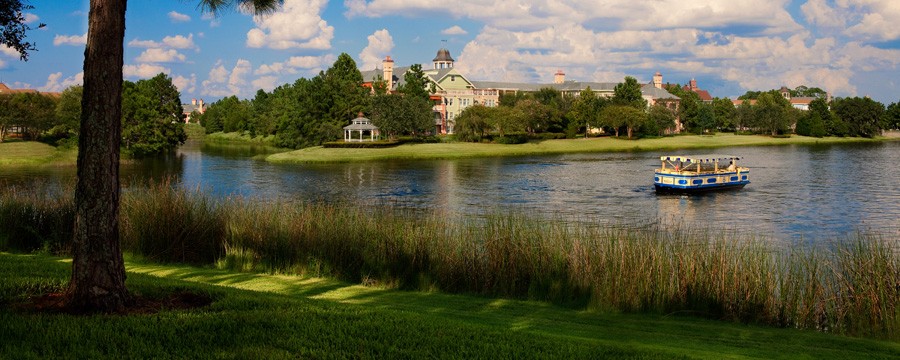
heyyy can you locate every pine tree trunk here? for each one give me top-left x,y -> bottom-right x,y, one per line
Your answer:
66,0 -> 129,312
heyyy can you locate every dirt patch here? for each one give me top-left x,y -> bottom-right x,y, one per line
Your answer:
17,291 -> 213,315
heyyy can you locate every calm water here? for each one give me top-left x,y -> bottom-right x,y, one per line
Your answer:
3,140 -> 899,243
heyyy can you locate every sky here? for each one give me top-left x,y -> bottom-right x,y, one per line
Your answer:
1,0 -> 899,105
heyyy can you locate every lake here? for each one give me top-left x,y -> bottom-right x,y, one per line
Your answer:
3,140 -> 898,243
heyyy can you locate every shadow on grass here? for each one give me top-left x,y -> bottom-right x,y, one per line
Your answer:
4,253 -> 898,359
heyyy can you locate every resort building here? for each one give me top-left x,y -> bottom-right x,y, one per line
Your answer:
182,98 -> 206,123
361,48 -> 682,134
682,79 -> 713,104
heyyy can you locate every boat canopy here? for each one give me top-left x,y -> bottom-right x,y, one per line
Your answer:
660,155 -> 741,163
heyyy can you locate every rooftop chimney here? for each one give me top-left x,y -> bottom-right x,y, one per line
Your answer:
383,56 -> 394,92
554,69 -> 565,84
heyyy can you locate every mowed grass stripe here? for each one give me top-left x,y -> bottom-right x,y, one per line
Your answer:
2,253 -> 898,359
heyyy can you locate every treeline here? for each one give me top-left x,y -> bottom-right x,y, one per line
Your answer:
0,73 -> 188,156
200,54 -> 900,147
669,86 -> 900,137
199,54 -> 436,149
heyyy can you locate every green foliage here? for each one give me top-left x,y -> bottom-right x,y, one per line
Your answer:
790,85 -> 828,98
2,92 -> 58,141
755,92 -> 793,136
711,97 -> 735,131
568,87 -> 603,137
121,73 -> 187,157
795,111 -> 827,137
695,104 -> 715,134
454,104 -> 493,142
648,104 -> 676,136
398,64 -> 431,100
370,94 -> 433,139
833,97 -> 886,137
53,85 -> 82,139
0,0 -> 44,60
598,105 -> 644,137
513,99 -> 551,134
665,84 -> 702,131
613,76 -> 647,109
498,91 -> 528,107
200,96 -> 247,133
886,101 -> 900,130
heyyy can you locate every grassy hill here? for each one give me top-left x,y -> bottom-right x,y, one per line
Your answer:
2,253 -> 897,359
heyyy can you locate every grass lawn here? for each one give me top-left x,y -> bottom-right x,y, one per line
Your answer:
0,141 -> 77,166
2,253 -> 897,359
267,133 -> 894,164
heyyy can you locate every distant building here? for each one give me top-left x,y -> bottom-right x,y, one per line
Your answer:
361,49 -> 682,134
682,79 -> 713,103
182,98 -> 206,123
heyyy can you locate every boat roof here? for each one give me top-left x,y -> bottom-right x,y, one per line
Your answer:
660,155 -> 741,163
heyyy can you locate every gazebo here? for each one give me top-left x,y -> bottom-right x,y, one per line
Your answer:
343,112 -> 380,142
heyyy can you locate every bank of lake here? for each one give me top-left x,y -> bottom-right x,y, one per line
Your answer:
0,141 -> 77,166
3,131 -> 895,166
267,133 -> 895,164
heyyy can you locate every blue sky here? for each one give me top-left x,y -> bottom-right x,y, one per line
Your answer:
1,0 -> 898,105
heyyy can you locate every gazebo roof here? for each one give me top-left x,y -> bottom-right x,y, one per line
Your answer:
344,122 -> 378,131
343,114 -> 378,131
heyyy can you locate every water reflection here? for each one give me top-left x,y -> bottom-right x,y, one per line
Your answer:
3,141 -> 898,243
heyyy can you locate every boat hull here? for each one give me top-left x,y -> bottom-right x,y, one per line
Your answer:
653,171 -> 749,194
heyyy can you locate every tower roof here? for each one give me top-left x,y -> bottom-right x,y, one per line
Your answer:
433,48 -> 454,62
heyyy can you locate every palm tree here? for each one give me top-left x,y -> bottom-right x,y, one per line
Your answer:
67,0 -> 283,312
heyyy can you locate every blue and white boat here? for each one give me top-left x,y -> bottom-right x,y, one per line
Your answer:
654,154 -> 749,193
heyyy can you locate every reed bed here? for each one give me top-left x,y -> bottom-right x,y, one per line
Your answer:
1,182 -> 897,339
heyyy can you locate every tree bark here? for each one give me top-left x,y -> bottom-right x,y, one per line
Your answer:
66,0 -> 129,312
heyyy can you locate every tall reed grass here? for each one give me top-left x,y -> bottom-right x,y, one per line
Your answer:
1,182 -> 897,339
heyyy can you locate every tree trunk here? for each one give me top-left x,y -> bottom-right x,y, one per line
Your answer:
66,0 -> 129,312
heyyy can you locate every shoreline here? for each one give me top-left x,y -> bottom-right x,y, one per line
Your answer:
267,133 -> 897,164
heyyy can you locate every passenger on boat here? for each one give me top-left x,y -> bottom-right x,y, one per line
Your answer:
727,161 -> 736,171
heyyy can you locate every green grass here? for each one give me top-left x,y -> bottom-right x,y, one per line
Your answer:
2,253 -> 898,359
0,141 -> 78,166
267,133 -> 894,164
204,131 -> 276,146
3,182 -> 898,340
183,123 -> 206,140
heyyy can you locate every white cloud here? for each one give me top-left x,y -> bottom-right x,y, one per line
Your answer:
53,33 -> 86,46
163,34 -> 196,49
453,19 -> 900,99
202,59 -> 253,97
255,55 -> 334,76
346,0 -> 801,34
245,0 -> 333,50
173,73 -> 197,94
136,48 -> 186,63
129,34 -> 195,50
441,26 -> 468,35
252,76 -> 279,91
123,64 -> 171,79
23,13 -> 39,24
39,72 -> 83,92
801,0 -> 845,29
1,45 -> 19,58
358,29 -> 394,70
168,11 -> 191,23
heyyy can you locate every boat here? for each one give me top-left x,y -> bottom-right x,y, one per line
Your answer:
654,154 -> 749,194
